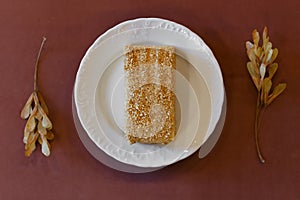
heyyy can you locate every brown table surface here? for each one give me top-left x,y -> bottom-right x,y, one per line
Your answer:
1,0 -> 300,199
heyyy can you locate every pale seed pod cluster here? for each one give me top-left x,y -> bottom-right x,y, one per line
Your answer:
21,91 -> 54,157
246,27 -> 286,106
245,27 -> 287,163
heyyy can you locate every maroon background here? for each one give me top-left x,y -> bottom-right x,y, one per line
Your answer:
1,0 -> 300,199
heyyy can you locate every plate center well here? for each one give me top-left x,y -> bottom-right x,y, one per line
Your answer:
96,54 -> 201,152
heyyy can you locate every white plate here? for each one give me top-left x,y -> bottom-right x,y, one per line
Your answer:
74,18 -> 224,167
72,92 -> 227,173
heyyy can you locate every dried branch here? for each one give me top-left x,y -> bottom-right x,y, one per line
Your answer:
246,27 -> 287,163
20,37 -> 54,157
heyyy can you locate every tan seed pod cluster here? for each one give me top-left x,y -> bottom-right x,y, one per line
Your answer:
21,91 -> 54,157
246,27 -> 287,163
246,27 -> 286,105
20,37 -> 54,157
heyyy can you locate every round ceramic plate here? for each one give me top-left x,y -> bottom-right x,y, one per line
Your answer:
74,18 -> 224,167
72,92 -> 227,173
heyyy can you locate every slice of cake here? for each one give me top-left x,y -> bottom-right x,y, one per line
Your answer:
124,45 -> 176,144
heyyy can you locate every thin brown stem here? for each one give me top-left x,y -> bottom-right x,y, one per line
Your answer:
255,92 -> 266,163
34,37 -> 47,92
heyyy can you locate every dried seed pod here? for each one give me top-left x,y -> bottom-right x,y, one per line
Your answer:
37,120 -> 47,135
247,47 -> 257,63
23,129 -> 31,144
25,132 -> 39,157
267,83 -> 287,105
42,113 -> 52,130
270,48 -> 278,64
264,42 -> 272,54
37,105 -> 52,129
25,112 -> 37,133
252,29 -> 260,46
262,27 -> 269,49
255,47 -> 263,58
45,131 -> 55,140
246,41 -> 253,51
35,109 -> 42,121
21,93 -> 34,119
262,78 -> 272,105
25,143 -> 36,157
247,62 -> 260,90
37,92 -> 49,114
264,49 -> 273,64
268,63 -> 278,79
41,134 -> 51,156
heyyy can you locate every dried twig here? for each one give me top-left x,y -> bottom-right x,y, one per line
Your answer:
20,37 -> 54,157
246,27 -> 286,163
